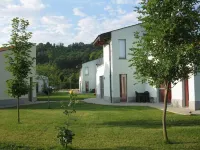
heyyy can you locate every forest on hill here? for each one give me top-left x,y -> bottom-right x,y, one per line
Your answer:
36,42 -> 102,89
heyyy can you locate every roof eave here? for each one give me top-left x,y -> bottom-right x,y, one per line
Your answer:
93,32 -> 111,46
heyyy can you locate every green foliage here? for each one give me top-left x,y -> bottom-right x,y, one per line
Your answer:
57,91 -> 78,148
6,79 -> 29,98
4,17 -> 34,98
36,42 -> 102,88
36,64 -> 61,90
130,0 -> 200,143
37,92 -> 95,101
1,102 -> 200,149
130,0 -> 200,87
57,127 -> 75,149
89,50 -> 103,60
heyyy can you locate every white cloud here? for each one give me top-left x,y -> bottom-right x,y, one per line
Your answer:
111,0 -> 141,5
0,0 -> 139,46
74,11 -> 139,44
30,15 -> 74,44
0,0 -> 12,3
0,0 -> 46,46
73,8 -> 87,17
31,30 -> 75,45
0,0 -> 46,22
117,7 -> 126,14
1,0 -> 45,15
41,16 -> 72,35
111,0 -> 134,4
104,5 -> 126,16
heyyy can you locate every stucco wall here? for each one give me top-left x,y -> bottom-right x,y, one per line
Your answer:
190,74 -> 200,110
145,83 -> 158,102
80,58 -> 102,93
96,64 -> 104,97
79,71 -> 82,92
171,74 -> 200,110
171,81 -> 183,107
111,24 -> 146,102
0,45 -> 37,102
37,76 -> 48,93
102,43 -> 111,101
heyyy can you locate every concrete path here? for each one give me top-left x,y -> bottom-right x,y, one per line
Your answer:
83,98 -> 200,115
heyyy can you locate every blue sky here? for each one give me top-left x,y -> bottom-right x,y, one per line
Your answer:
0,0 -> 140,46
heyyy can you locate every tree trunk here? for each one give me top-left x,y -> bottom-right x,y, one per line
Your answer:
162,82 -> 169,143
48,89 -> 50,109
17,97 -> 20,123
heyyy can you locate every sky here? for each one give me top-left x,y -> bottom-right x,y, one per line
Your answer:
0,0 -> 141,46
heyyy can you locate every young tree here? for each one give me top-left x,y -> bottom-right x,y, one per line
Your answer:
130,0 -> 200,143
36,64 -> 62,108
4,18 -> 34,123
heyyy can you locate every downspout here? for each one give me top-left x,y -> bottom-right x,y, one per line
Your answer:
109,42 -> 113,103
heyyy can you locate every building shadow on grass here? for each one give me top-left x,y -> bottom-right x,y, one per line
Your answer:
4,102 -> 154,112
75,146 -> 153,150
0,142 -> 55,150
98,119 -> 200,128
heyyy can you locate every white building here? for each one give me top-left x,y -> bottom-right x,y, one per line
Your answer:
0,45 -> 37,106
36,75 -> 49,93
79,58 -> 103,93
92,23 -> 200,111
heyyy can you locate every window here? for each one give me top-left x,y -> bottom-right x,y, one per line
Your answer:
85,67 -> 89,75
119,39 -> 126,59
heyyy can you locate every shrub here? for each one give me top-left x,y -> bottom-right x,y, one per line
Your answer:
57,90 -> 78,149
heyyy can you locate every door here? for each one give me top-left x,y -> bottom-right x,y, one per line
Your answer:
184,79 -> 189,107
159,83 -> 171,103
85,81 -> 89,93
120,74 -> 127,102
100,76 -> 104,99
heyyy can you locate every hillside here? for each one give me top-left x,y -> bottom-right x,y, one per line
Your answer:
36,42 -> 102,89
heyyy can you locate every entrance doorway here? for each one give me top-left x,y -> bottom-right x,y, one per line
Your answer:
184,79 -> 189,107
159,83 -> 171,103
85,81 -> 89,93
120,74 -> 127,102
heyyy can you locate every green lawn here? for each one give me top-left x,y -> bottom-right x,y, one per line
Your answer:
0,101 -> 200,150
37,92 -> 95,101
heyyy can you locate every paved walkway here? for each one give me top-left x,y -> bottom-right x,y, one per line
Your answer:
83,98 -> 200,115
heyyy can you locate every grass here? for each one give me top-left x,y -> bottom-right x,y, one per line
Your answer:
37,92 -> 95,101
0,100 -> 200,149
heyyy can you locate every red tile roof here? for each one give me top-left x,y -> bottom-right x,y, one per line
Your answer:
0,47 -> 8,52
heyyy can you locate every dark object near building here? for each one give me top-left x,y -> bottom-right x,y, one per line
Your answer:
90,89 -> 95,93
135,91 -> 150,102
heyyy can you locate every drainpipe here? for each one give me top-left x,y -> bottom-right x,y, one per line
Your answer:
109,43 -> 113,103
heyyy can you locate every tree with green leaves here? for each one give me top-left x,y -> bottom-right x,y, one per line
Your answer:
4,18 -> 35,123
36,64 -> 62,108
130,0 -> 200,143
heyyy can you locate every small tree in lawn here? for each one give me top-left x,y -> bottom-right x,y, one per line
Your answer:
130,0 -> 200,143
36,64 -> 62,108
4,17 -> 34,123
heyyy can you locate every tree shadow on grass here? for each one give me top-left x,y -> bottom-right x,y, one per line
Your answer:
4,102 -> 154,112
0,142 -> 47,150
98,119 -> 200,128
75,146 -> 153,150
170,141 -> 199,145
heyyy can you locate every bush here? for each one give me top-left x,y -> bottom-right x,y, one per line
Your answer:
57,127 -> 75,148
57,90 -> 79,149
90,89 -> 95,93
